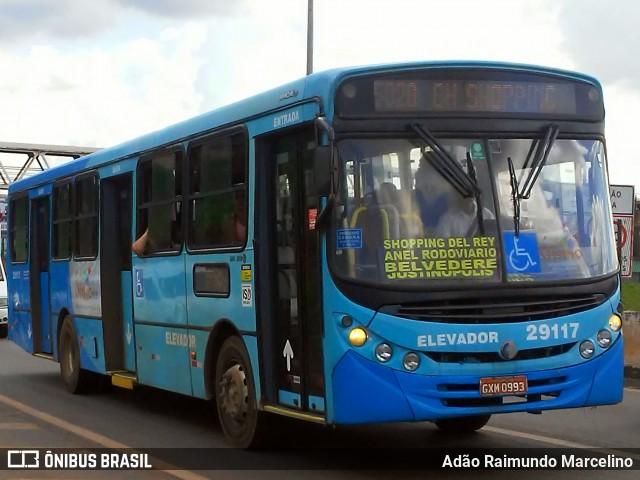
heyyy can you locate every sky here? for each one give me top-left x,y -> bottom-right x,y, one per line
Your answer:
0,0 -> 639,191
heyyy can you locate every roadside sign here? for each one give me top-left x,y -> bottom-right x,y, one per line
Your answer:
613,215 -> 633,277
610,185 -> 635,277
610,184 -> 634,215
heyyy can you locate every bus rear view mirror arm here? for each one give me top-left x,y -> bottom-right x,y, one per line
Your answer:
313,145 -> 332,196
314,115 -> 336,197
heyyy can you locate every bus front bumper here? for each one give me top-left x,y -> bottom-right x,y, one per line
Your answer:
331,336 -> 623,424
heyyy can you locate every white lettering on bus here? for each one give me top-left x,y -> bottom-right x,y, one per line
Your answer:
165,332 -> 196,348
417,331 -> 499,347
273,110 -> 300,128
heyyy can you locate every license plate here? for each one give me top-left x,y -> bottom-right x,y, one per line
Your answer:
479,375 -> 528,396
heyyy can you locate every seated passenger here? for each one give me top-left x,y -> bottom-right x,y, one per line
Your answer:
379,182 -> 399,207
436,195 -> 495,237
131,229 -> 150,256
413,154 -> 449,230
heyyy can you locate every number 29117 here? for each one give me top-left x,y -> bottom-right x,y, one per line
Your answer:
526,322 -> 579,341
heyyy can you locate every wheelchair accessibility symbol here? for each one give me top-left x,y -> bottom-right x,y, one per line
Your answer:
503,232 -> 541,274
135,269 -> 145,298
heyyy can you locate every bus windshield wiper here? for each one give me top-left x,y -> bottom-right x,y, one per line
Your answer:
466,152 -> 485,234
508,124 -> 559,236
518,124 -> 559,199
507,156 -> 521,236
410,124 -> 481,198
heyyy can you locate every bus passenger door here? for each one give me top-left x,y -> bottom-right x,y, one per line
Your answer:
29,196 -> 52,354
100,174 -> 135,372
256,127 -> 325,416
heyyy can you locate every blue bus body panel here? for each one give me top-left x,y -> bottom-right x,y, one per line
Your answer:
10,311 -> 33,352
132,257 -> 187,326
183,249 -> 256,333
8,266 -> 32,352
135,324 -> 192,395
74,317 -> 106,374
50,262 -> 71,321
132,254 -> 191,394
39,273 -> 51,352
121,272 -> 136,371
189,329 -> 210,399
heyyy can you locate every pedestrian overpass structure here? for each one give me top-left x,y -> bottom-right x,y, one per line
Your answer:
0,142 -> 100,191
0,143 -> 100,251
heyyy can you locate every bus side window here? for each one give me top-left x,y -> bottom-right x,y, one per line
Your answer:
188,131 -> 247,250
136,150 -> 183,255
52,182 -> 73,260
75,174 -> 98,259
9,196 -> 29,263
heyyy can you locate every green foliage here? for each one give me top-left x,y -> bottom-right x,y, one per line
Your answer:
621,283 -> 640,311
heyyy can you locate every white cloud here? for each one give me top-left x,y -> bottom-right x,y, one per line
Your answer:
0,0 -> 639,192
0,23 -> 206,147
116,0 -> 246,19
558,0 -> 640,87
601,84 -> 640,187
313,0 -> 574,71
0,0 -> 120,43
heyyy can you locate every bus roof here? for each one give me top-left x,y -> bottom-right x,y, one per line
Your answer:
8,60 -> 601,194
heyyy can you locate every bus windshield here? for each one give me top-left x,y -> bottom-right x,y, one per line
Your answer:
331,135 -> 617,285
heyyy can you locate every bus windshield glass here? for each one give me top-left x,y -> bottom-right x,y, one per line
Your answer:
331,136 -> 617,285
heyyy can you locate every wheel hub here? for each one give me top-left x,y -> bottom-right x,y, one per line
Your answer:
219,364 -> 248,422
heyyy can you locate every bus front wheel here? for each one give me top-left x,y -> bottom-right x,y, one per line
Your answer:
59,317 -> 96,394
434,414 -> 491,433
215,336 -> 267,448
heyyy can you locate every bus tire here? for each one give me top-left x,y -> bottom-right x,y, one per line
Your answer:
0,324 -> 7,339
59,317 -> 95,394
434,414 -> 491,433
215,336 -> 267,448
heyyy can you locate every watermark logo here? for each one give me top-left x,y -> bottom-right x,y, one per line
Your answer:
7,450 -> 39,468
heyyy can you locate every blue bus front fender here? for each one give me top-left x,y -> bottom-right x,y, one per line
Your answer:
331,336 -> 623,424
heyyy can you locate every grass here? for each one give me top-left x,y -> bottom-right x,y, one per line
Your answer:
621,283 -> 640,311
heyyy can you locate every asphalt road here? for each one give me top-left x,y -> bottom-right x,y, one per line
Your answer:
0,338 -> 639,479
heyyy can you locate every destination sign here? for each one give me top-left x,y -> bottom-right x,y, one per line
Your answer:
336,69 -> 604,120
373,79 -> 577,115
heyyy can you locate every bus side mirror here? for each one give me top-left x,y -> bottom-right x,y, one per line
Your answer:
314,145 -> 332,196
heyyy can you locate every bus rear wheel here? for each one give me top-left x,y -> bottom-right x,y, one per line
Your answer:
434,414 -> 491,433
59,317 -> 98,394
215,336 -> 267,448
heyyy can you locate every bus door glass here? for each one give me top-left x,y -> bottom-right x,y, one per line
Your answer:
29,195 -> 52,353
259,127 -> 325,414
100,173 -> 134,372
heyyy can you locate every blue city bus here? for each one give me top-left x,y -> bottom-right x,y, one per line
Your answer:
6,61 -> 623,447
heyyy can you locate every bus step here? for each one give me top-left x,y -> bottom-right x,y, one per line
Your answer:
110,372 -> 137,390
263,405 -> 326,424
33,353 -> 55,361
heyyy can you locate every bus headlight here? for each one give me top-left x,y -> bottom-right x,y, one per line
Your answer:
348,327 -> 367,347
375,343 -> 392,362
579,340 -> 595,359
608,314 -> 622,332
403,352 -> 420,371
597,330 -> 612,348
